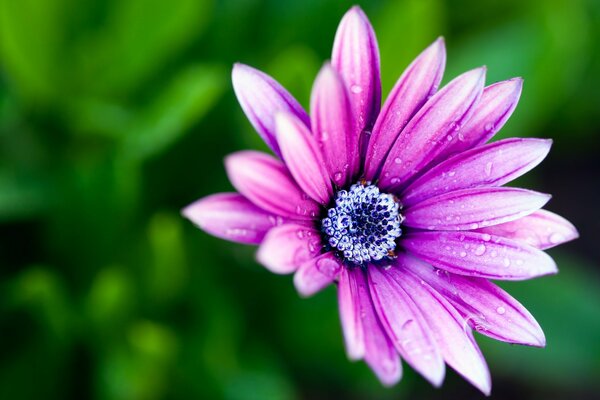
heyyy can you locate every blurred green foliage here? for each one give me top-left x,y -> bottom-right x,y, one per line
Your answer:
1,0 -> 599,399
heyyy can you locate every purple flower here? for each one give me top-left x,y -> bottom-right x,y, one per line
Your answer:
183,6 -> 578,394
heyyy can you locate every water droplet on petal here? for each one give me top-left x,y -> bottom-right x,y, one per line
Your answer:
549,232 -> 565,244
394,157 -> 402,164
484,161 -> 493,176
333,171 -> 343,183
485,122 -> 495,132
350,84 -> 363,94
482,233 -> 491,242
496,306 -> 506,315
474,244 -> 486,256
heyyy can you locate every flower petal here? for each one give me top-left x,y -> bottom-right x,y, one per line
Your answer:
446,78 -> 523,155
475,209 -> 579,250
401,138 -> 552,207
379,68 -> 486,191
225,150 -> 320,219
368,266 -> 445,386
294,252 -> 341,297
401,231 -> 558,280
338,267 -> 402,386
232,63 -> 309,158
256,224 -> 321,274
332,5 -> 381,134
404,257 -> 545,347
364,38 -> 446,180
395,254 -> 491,395
403,187 -> 551,231
276,113 -> 333,204
310,64 -> 356,185
182,193 -> 284,245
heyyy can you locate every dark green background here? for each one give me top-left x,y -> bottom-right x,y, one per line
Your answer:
1,0 -> 599,399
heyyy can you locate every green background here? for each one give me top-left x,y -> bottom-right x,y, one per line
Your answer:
1,0 -> 599,399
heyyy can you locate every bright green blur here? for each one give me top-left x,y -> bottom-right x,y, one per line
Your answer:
1,0 -> 599,399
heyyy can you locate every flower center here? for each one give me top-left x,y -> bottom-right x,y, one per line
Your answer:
321,182 -> 403,265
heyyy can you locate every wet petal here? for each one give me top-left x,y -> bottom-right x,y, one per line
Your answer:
294,252 -> 341,297
402,138 -> 552,207
256,224 -> 321,274
404,257 -> 545,347
395,254 -> 491,395
379,68 -> 486,191
276,113 -> 333,204
182,193 -> 284,245
475,209 -> 579,250
368,266 -> 445,386
225,151 -> 320,219
332,5 -> 381,134
401,231 -> 558,280
364,38 -> 446,180
446,78 -> 523,155
232,63 -> 309,158
310,64 -> 356,185
403,187 -> 551,231
338,267 -> 402,386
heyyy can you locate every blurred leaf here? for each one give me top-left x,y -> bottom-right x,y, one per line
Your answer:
146,212 -> 188,305
0,170 -> 50,220
86,266 -> 135,332
83,0 -> 213,95
0,0 -> 68,101
375,0 -> 446,94
120,64 -> 227,161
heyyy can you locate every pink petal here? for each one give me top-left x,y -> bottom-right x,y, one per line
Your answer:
276,113 -> 333,204
401,138 -> 552,207
332,6 -> 381,135
446,78 -> 523,155
395,254 -> 491,395
364,38 -> 446,180
225,151 -> 320,220
368,266 -> 445,386
232,63 -> 309,158
182,193 -> 284,245
338,267 -> 402,386
256,224 -> 321,274
475,209 -> 579,250
404,257 -> 545,347
403,187 -> 551,231
310,64 -> 356,185
379,68 -> 486,192
293,252 -> 341,297
401,231 -> 558,280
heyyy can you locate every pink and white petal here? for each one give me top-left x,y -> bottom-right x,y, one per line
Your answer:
332,5 -> 381,134
232,63 -> 309,158
276,113 -> 333,204
294,252 -> 341,298
395,255 -> 491,395
401,231 -> 557,281
401,138 -> 552,207
310,64 -> 355,185
379,68 -> 486,192
182,193 -> 284,245
405,257 -> 545,347
403,187 -> 551,231
339,268 -> 402,386
256,224 -> 321,274
447,78 -> 523,155
225,151 -> 320,219
364,38 -> 446,180
368,266 -> 445,386
475,209 -> 579,250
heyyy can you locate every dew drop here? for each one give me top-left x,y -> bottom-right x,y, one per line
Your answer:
333,171 -> 343,183
503,257 -> 511,267
484,122 -> 495,132
496,306 -> 506,315
482,233 -> 491,242
350,84 -> 363,94
448,171 -> 456,177
460,251 -> 467,257
474,244 -> 486,256
484,161 -> 493,176
394,157 -> 402,164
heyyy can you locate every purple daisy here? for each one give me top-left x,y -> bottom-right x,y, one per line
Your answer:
183,6 -> 578,394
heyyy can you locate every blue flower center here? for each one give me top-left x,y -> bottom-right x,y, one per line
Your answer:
321,182 -> 403,265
